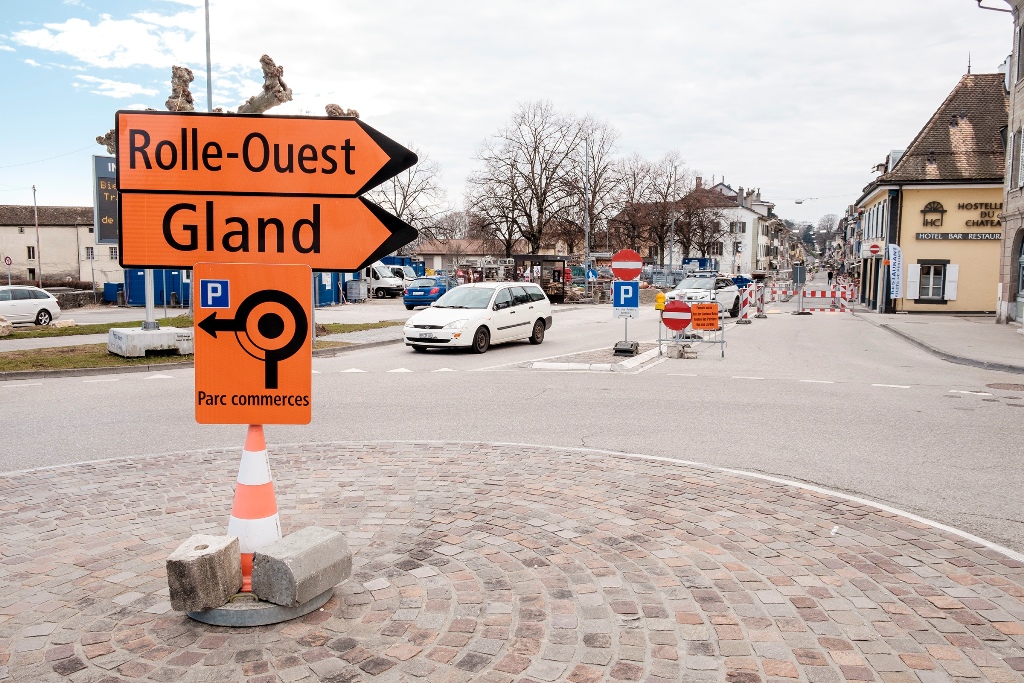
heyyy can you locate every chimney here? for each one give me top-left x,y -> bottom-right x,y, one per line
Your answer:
695,176 -> 702,188
737,186 -> 744,207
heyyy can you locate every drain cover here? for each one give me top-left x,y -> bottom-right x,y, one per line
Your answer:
986,383 -> 1024,391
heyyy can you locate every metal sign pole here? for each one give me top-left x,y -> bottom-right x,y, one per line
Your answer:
143,269 -> 159,330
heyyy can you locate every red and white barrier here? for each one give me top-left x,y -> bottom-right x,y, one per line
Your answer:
736,284 -> 754,324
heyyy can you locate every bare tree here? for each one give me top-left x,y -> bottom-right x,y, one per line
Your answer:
470,101 -> 584,254
676,184 -> 730,258
166,66 -> 195,112
607,153 -> 654,252
647,151 -> 689,266
366,146 -> 448,247
561,117 -> 621,257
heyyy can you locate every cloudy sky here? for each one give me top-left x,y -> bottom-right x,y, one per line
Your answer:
0,0 -> 1013,225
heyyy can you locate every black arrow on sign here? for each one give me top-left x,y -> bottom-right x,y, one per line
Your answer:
198,312 -> 245,339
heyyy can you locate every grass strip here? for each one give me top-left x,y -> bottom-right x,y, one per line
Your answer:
0,344 -> 191,372
315,320 -> 403,335
4,315 -> 194,339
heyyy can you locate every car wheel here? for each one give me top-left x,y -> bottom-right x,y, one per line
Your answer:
410,345 -> 427,352
529,319 -> 545,345
471,326 -> 490,354
405,304 -> 414,310
729,297 -> 740,318
35,309 -> 51,326
374,288 -> 386,298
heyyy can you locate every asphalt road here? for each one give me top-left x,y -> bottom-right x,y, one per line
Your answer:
4,292 -> 1024,552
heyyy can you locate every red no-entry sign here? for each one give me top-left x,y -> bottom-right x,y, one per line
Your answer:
662,300 -> 692,331
869,244 -> 880,256
611,249 -> 643,280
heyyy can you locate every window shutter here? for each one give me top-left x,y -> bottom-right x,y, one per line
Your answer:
906,264 -> 921,300
944,264 -> 959,300
1018,130 -> 1024,188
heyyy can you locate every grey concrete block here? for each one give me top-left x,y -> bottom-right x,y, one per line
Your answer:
166,535 -> 242,612
252,527 -> 351,607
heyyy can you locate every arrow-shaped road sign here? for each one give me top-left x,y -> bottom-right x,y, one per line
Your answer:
119,194 -> 416,271
116,111 -> 416,197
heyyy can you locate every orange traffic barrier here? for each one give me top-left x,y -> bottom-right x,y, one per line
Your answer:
227,425 -> 282,592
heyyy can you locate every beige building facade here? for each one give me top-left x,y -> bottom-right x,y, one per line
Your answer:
997,1 -> 1024,321
0,206 -> 124,287
856,73 -> 1007,314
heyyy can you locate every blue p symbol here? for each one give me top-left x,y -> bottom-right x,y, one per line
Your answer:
619,284 -> 634,305
201,279 -> 230,308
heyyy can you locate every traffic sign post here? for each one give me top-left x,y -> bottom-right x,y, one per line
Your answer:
195,262 -> 312,425
612,279 -> 640,356
4,255 -> 10,286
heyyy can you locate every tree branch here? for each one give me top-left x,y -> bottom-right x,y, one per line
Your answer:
165,65 -> 195,112
237,55 -> 293,114
325,104 -> 360,118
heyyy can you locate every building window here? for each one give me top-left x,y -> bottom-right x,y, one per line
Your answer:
27,268 -> 35,280
710,242 -> 723,256
88,226 -> 94,233
85,247 -> 94,260
920,264 -> 945,300
1017,25 -> 1024,82
730,221 -> 746,233
109,246 -> 118,260
26,246 -> 35,260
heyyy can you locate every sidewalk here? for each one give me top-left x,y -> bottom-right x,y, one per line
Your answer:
854,310 -> 1024,375
3,441 -> 1024,683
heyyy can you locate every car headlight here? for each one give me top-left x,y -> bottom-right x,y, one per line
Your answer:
443,319 -> 468,329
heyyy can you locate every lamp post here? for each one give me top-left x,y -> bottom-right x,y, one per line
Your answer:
32,185 -> 41,287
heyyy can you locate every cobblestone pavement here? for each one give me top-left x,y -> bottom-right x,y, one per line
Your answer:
3,442 -> 1024,683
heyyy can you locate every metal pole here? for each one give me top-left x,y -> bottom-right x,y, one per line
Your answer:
143,268 -> 159,330
311,273 -> 317,346
162,270 -> 168,319
32,185 -> 41,287
583,137 -> 590,298
90,252 -> 95,304
669,215 -> 675,274
204,0 -> 213,112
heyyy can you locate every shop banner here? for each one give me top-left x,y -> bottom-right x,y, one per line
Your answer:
888,244 -> 903,299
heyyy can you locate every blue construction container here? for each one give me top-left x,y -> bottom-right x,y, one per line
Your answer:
125,269 -> 192,307
314,272 -> 339,306
103,282 -> 124,303
381,255 -> 425,277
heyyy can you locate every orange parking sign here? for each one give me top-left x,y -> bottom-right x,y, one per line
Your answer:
690,303 -> 720,330
194,262 -> 312,425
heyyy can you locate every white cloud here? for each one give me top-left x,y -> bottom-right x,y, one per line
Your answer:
74,75 -> 159,98
23,58 -> 41,67
0,45 -> 14,52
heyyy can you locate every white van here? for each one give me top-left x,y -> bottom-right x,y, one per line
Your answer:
366,261 -> 405,298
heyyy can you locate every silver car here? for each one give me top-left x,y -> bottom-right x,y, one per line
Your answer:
0,285 -> 62,325
664,276 -> 741,318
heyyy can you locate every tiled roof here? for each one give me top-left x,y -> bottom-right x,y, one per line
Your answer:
879,73 -> 1007,183
0,205 -> 93,226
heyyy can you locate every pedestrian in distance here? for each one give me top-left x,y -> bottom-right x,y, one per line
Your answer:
827,270 -> 834,286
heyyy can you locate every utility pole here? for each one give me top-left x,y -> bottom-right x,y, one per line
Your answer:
204,0 -> 213,112
32,185 -> 41,287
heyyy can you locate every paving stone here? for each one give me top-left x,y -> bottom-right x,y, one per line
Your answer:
2,442 -> 1024,683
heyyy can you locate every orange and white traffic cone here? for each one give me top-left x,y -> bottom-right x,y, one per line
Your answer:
227,425 -> 281,593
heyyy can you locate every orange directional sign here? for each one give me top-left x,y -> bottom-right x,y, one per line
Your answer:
119,194 -> 413,270
116,111 -> 416,197
194,262 -> 312,425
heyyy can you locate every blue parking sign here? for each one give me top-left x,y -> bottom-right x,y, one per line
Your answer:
612,281 -> 639,319
200,279 -> 230,308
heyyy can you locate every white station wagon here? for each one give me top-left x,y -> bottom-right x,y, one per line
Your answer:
0,285 -> 62,326
404,282 -> 553,353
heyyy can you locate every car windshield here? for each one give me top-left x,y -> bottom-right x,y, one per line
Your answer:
433,287 -> 493,309
410,278 -> 437,288
676,277 -> 715,290
402,266 -> 417,277
374,267 -> 393,279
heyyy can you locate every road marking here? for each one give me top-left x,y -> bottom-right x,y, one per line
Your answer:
145,374 -> 173,380
2,382 -> 42,387
387,368 -> 413,373
83,378 -> 120,383
341,368 -> 366,373
732,376 -> 764,380
950,390 -> 992,396
432,368 -> 456,372
668,373 -> 698,377
872,383 -> 910,389
800,379 -> 834,384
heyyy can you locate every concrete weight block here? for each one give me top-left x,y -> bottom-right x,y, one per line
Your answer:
166,535 -> 242,612
252,527 -> 351,607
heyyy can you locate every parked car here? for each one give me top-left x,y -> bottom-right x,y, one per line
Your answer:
664,275 -> 741,317
403,282 -> 552,353
390,265 -> 419,289
0,285 -> 62,325
403,276 -> 458,310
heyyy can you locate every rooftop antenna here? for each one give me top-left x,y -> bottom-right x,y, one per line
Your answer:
968,52 -> 971,74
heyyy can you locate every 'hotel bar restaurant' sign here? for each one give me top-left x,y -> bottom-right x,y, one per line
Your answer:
916,232 -> 1001,240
